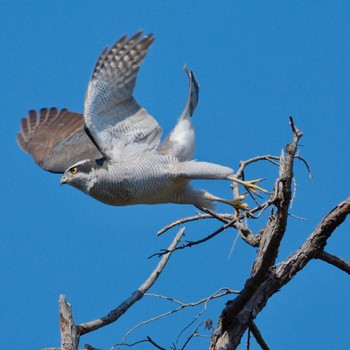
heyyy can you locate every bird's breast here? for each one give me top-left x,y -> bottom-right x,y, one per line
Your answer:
87,158 -> 185,206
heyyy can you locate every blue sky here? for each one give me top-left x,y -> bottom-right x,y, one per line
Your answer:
1,1 -> 350,349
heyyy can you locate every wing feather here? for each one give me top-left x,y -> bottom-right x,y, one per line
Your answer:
84,32 -> 162,160
17,108 -> 101,173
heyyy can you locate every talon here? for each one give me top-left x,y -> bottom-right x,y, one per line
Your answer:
229,195 -> 248,210
217,194 -> 249,215
228,176 -> 268,195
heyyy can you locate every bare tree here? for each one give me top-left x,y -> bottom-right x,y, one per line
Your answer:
44,119 -> 350,350
208,119 -> 350,349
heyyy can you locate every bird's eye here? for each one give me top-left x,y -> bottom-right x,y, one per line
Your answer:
70,167 -> 78,174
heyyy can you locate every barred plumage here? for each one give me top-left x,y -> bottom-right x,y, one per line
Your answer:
17,32 -> 264,211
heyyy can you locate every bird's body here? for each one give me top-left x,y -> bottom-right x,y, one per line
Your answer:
65,154 -> 233,210
17,32 -> 265,211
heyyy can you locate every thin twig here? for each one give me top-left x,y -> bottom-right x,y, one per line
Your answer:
180,322 -> 204,350
150,220 -> 235,258
295,152 -> 313,181
236,155 -> 280,179
288,213 -> 308,221
241,176 -> 282,220
146,336 -> 167,350
118,288 -> 238,348
114,337 -> 166,349
176,294 -> 211,343
157,213 -> 234,236
232,155 -> 281,208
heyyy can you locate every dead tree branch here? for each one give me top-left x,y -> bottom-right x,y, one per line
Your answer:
46,229 -> 185,350
209,197 -> 350,349
248,322 -> 270,350
78,228 -> 185,335
157,213 -> 234,236
59,295 -> 79,350
275,198 -> 350,282
150,221 -> 235,258
117,288 -> 238,348
236,155 -> 280,178
317,250 -> 350,274
209,118 -> 350,349
180,321 -> 207,349
114,337 -> 166,349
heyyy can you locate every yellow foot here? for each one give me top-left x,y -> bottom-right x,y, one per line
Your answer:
228,176 -> 268,195
217,195 -> 249,213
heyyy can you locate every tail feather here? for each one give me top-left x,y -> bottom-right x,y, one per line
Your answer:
158,66 -> 199,161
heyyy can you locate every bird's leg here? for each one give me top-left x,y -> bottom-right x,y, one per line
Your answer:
227,176 -> 268,195
203,192 -> 248,214
215,195 -> 249,212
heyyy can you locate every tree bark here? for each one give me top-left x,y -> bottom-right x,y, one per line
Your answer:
209,198 -> 350,349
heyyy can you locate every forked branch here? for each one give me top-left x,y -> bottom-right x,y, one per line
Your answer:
116,288 -> 238,348
209,118 -> 350,350
46,229 -> 185,350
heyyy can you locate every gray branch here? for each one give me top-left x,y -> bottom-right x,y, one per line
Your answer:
78,228 -> 185,335
59,295 -> 79,350
45,229 -> 185,350
317,250 -> 350,274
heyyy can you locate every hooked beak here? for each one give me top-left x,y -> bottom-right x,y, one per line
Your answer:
60,175 -> 67,186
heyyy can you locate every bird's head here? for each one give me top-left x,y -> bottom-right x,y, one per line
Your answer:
60,158 -> 106,193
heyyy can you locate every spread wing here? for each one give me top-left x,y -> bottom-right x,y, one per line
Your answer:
17,108 -> 102,173
84,31 -> 162,161
158,66 -> 199,161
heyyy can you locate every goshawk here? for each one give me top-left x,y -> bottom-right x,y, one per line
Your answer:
17,32 -> 265,211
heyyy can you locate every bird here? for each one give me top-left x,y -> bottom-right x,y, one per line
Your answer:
17,31 -> 266,211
